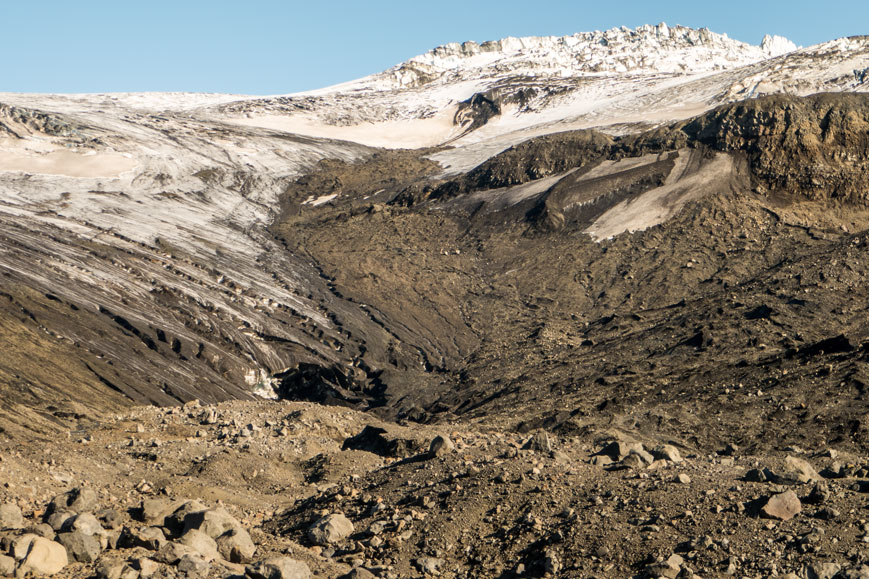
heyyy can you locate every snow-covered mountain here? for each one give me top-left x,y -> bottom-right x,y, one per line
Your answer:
346,24 -> 797,90
216,25 -> 867,172
0,25 -> 868,422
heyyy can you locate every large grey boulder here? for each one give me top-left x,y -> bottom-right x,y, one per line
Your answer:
307,513 -> 354,546
56,530 -> 102,563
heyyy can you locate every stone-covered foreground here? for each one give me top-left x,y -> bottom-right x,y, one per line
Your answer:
1,400 -> 869,578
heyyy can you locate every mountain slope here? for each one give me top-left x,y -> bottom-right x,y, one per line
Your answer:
0,27 -> 868,448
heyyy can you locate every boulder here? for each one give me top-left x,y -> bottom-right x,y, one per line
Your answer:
429,435 -> 455,458
307,514 -> 354,546
120,526 -> 167,551
47,488 -> 98,515
805,562 -> 842,579
341,426 -> 420,458
10,534 -> 40,561
17,535 -> 68,576
27,523 -> 56,540
652,444 -> 684,463
96,561 -> 139,579
523,431 -> 553,453
182,507 -> 243,539
597,440 -> 647,461
0,504 -> 24,530
177,553 -> 210,575
774,456 -> 821,485
216,527 -> 256,563
138,498 -> 181,526
56,530 -> 102,563
163,500 -> 207,535
156,541 -> 198,565
246,557 -> 312,579
761,490 -> 801,521
0,555 -> 14,577
135,558 -> 160,579
65,512 -> 104,536
45,511 -> 75,533
95,509 -> 122,530
179,528 -> 220,561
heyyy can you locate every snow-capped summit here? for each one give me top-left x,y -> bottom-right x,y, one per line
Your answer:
761,34 -> 798,57
345,24 -> 798,91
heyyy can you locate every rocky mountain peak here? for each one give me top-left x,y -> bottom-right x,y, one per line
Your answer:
349,24 -> 798,91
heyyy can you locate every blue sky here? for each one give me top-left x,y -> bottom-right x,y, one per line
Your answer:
2,0 -> 866,94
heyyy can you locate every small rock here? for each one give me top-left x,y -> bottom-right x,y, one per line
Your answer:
674,473 -> 692,484
645,554 -> 683,579
761,490 -> 801,521
157,542 -> 198,565
429,435 -> 455,458
0,504 -> 24,530
415,557 -> 444,575
653,444 -> 683,463
816,507 -> 839,520
96,508 -> 123,530
245,557 -> 312,579
177,553 -> 210,575
342,569 -> 377,579
543,551 -> 561,574
523,431 -> 553,453
307,514 -> 354,546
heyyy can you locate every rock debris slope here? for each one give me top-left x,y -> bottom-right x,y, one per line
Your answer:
2,24 -> 869,578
